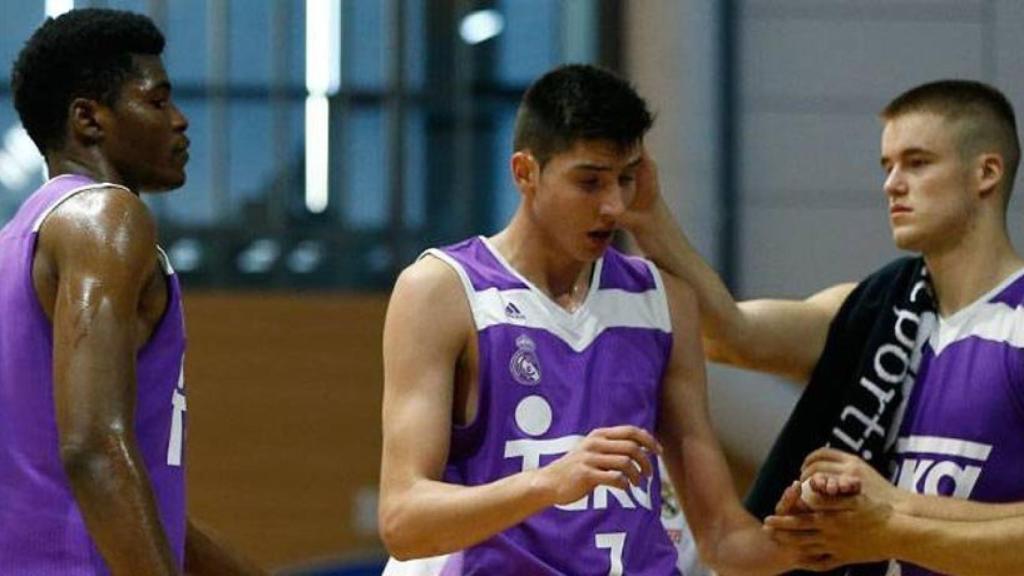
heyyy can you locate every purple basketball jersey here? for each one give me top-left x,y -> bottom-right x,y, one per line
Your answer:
869,269 -> 1024,576
0,175 -> 187,574
425,236 -> 680,575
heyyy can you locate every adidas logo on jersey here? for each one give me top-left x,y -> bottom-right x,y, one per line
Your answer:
504,302 -> 525,320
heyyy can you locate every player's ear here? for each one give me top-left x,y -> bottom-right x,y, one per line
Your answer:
511,151 -> 540,198
975,152 -> 1004,199
68,97 -> 107,145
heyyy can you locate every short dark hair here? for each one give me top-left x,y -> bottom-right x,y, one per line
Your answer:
513,64 -> 653,167
882,79 -> 1021,195
11,8 -> 166,154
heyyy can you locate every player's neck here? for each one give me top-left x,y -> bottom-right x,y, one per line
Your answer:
491,218 -> 594,309
46,152 -> 131,193
925,224 -> 1024,318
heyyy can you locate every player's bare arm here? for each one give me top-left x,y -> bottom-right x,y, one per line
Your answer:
765,447 -> 1024,573
623,151 -> 855,382
39,187 -> 178,575
767,486 -> 1024,574
378,255 -> 661,559
804,447 -> 1024,521
655,273 -> 823,574
184,518 -> 267,576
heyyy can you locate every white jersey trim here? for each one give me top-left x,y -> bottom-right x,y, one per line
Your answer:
382,554 -> 455,576
420,248 -> 671,353
895,435 -> 993,461
477,235 -> 604,323
155,245 -> 176,275
420,247 -> 480,319
930,301 -> 1024,356
31,180 -> 132,232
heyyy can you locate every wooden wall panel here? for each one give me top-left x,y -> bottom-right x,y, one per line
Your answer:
184,292 -> 389,570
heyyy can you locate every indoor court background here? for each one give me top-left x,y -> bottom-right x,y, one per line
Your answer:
3,1 -> 1024,573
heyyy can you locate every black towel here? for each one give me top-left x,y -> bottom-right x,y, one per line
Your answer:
744,257 -> 934,576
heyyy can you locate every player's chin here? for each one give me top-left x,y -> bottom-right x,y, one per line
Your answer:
891,229 -> 925,253
579,242 -> 609,261
152,170 -> 187,192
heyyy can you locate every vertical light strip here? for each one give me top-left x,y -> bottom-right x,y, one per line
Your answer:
304,95 -> 330,213
45,0 -> 74,18
305,0 -> 341,213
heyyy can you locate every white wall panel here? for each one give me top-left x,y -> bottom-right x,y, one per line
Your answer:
739,205 -> 903,297
741,19 -> 985,105
741,111 -> 882,203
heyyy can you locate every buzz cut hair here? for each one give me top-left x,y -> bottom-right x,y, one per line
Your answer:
882,79 -> 1020,196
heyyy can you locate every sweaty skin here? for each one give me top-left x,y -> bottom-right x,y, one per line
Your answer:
29,52 -> 263,575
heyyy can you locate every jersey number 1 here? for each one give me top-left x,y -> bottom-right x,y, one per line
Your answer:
166,364 -> 187,466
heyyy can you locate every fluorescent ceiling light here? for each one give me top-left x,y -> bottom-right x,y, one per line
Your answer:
305,0 -> 340,213
459,9 -> 505,45
45,0 -> 74,18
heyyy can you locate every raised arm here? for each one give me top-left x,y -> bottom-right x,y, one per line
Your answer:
40,188 -> 178,575
656,273 -> 820,574
623,151 -> 854,382
378,256 -> 662,560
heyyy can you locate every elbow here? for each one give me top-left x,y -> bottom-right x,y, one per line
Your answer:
377,500 -> 425,561
702,336 -> 730,365
378,517 -> 412,560
701,312 -> 754,368
59,431 -> 122,487
703,334 -> 751,369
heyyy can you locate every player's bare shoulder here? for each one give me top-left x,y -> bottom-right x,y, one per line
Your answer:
34,185 -> 163,326
39,185 -> 157,264
386,253 -> 474,346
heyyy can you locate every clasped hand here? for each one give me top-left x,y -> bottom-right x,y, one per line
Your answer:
764,447 -> 899,570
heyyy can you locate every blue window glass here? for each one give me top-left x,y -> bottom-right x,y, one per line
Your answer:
102,0 -> 148,13
495,0 -> 561,85
228,0 -> 271,85
341,107 -> 386,228
0,4 -> 43,76
228,100 -> 274,214
284,2 -> 306,88
404,0 -> 425,90
164,0 -> 209,85
403,108 -> 425,228
345,0 -> 385,90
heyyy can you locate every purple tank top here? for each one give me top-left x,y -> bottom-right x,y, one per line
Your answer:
860,269 -> 1024,576
426,236 -> 679,575
0,174 -> 187,574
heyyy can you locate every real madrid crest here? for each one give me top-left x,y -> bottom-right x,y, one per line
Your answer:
509,334 -> 542,385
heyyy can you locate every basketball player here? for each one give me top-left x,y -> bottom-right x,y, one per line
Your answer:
0,9 -> 262,575
626,80 -> 1024,574
378,64 -> 826,574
